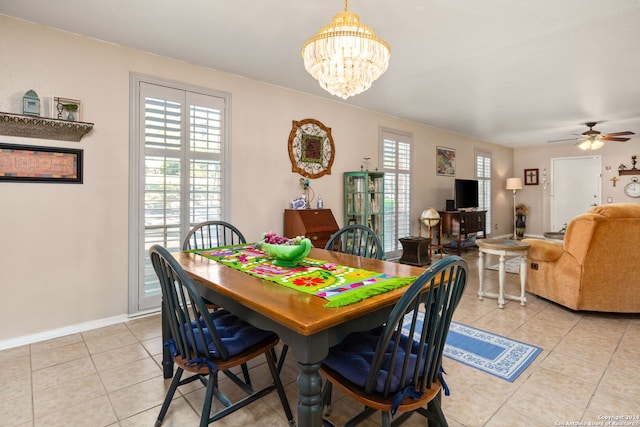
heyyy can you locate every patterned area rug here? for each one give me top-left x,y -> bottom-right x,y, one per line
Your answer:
403,315 -> 542,382
486,257 -> 521,274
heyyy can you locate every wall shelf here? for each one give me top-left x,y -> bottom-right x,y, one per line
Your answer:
0,111 -> 94,142
619,169 -> 640,176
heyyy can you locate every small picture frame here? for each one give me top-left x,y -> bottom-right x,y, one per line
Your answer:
0,143 -> 83,183
51,97 -> 82,121
436,146 -> 456,176
524,168 -> 539,185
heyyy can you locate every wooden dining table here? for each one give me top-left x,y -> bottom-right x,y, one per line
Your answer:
166,247 -> 427,427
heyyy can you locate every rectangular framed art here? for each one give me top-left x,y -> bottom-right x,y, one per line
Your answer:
524,168 -> 539,185
436,146 -> 456,176
0,143 -> 83,183
51,97 -> 82,121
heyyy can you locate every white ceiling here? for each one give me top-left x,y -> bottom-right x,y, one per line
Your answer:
2,0 -> 640,148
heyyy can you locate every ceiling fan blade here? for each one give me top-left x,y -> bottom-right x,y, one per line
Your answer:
547,137 -> 579,143
604,131 -> 635,137
601,136 -> 631,142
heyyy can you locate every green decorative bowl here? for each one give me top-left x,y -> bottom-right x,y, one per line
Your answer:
257,238 -> 313,267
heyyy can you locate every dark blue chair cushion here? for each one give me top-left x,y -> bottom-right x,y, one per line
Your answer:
188,309 -> 275,357
323,327 -> 426,394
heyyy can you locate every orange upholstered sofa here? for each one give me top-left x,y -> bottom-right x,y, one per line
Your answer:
523,203 -> 640,313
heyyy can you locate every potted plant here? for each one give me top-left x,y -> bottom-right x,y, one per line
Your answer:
62,103 -> 78,121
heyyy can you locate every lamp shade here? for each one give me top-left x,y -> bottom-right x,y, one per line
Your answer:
506,177 -> 522,191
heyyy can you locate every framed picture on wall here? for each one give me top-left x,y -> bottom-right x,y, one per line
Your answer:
524,168 -> 539,185
0,143 -> 83,183
436,146 -> 456,176
51,97 -> 82,121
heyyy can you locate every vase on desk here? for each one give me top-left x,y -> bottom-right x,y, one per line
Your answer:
515,214 -> 526,239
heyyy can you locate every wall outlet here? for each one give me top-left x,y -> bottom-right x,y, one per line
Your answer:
495,223 -> 498,230
607,197 -> 613,203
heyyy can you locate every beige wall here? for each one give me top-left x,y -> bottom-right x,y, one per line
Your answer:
513,142 -> 638,236
0,16 -> 514,344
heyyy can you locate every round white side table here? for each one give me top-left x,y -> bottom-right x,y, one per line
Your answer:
477,238 -> 530,308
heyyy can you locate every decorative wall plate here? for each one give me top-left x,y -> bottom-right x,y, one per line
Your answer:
288,118 -> 335,179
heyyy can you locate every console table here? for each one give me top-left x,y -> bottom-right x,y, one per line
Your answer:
438,210 -> 486,255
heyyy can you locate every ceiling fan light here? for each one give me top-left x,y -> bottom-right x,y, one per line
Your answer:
301,0 -> 390,99
578,140 -> 592,150
590,139 -> 604,150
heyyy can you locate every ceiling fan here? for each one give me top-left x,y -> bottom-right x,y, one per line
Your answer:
548,122 -> 635,150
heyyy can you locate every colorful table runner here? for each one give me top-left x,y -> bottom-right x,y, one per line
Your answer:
192,244 -> 416,308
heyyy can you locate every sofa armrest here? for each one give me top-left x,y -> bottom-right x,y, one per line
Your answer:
522,238 -> 563,262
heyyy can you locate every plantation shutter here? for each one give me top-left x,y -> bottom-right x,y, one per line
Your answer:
476,150 -> 492,235
380,129 -> 412,260
131,80 -> 227,311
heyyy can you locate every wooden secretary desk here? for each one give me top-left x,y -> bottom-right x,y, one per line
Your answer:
283,208 -> 339,249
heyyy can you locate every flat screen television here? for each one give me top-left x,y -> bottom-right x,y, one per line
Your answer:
454,179 -> 479,210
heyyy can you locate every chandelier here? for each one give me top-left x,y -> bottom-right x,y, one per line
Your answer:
301,0 -> 391,100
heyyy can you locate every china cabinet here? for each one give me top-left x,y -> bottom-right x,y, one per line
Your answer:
343,171 -> 385,246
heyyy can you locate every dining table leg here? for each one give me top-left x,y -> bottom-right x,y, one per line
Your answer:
297,361 -> 324,427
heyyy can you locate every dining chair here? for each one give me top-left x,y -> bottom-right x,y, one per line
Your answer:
183,220 -> 289,373
182,220 -> 247,251
182,220 -> 257,379
324,224 -> 384,260
320,255 -> 467,427
150,245 -> 294,427
319,223 -> 386,414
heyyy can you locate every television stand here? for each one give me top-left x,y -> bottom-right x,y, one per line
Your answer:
438,210 -> 487,255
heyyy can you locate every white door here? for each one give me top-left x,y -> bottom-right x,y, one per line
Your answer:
550,156 -> 601,231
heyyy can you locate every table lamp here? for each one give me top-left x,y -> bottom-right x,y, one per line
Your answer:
506,177 -> 522,239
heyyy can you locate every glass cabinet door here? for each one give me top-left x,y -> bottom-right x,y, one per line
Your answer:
344,171 -> 385,247
345,175 -> 366,225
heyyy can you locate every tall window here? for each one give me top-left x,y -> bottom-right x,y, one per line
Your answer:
476,149 -> 492,235
129,77 -> 229,312
380,128 -> 412,260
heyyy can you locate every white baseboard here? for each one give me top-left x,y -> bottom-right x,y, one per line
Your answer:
0,309 -> 159,351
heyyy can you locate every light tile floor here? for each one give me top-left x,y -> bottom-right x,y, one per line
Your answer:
1,250 -> 638,427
